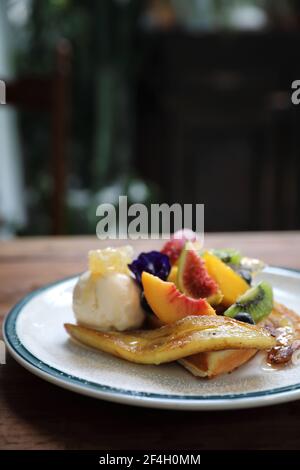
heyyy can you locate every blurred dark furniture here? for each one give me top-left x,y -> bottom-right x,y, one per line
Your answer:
136,32 -> 300,231
5,39 -> 71,235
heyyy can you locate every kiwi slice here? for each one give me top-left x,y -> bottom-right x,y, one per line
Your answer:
224,281 -> 273,323
211,248 -> 241,265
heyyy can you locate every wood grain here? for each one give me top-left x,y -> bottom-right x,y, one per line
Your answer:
0,233 -> 300,450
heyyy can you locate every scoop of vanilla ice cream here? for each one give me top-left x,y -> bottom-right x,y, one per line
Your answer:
73,271 -> 145,331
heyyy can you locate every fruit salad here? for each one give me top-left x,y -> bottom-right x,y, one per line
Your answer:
65,231 -> 300,378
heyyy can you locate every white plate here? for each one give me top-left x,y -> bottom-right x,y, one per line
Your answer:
3,267 -> 300,410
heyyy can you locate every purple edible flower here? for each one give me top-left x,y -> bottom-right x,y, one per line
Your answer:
128,251 -> 171,285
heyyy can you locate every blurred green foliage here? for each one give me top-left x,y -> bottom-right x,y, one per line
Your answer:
13,0 -> 159,235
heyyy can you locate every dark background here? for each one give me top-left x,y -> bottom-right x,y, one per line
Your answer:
1,0 -> 300,236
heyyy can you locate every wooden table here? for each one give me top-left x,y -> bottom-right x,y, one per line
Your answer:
1,232 -> 300,450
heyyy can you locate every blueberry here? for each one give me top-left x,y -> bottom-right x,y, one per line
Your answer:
140,292 -> 153,314
238,269 -> 252,285
234,312 -> 255,324
228,265 -> 252,285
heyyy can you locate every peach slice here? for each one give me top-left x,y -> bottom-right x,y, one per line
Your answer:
142,272 -> 215,324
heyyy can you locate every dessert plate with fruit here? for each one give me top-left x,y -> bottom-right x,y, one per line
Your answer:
3,231 -> 300,410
